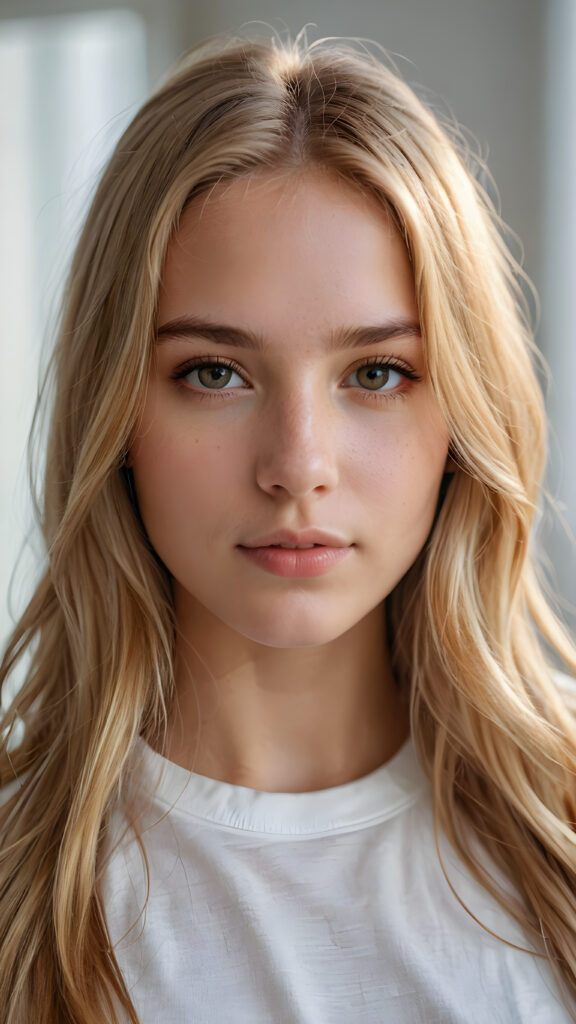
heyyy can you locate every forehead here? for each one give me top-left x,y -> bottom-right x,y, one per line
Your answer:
157,170 -> 418,345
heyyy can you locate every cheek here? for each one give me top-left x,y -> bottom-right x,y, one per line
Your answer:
349,407 -> 449,511
130,414 -> 245,533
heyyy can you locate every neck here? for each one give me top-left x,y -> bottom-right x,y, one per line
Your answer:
161,597 -> 409,792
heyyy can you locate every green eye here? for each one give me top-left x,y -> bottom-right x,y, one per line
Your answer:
344,361 -> 413,392
196,365 -> 235,389
175,359 -> 247,391
354,365 -> 393,390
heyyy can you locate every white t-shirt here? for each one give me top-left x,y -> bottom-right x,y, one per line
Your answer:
100,736 -> 572,1023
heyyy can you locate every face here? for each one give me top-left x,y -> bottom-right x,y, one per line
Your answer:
130,170 -> 450,648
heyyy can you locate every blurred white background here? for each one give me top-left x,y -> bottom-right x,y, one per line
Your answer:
0,0 -> 574,651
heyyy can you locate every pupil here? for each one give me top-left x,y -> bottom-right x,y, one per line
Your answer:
359,365 -> 389,390
199,365 -> 231,389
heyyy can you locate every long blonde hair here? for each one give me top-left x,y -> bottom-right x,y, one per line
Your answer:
1,32 -> 576,1023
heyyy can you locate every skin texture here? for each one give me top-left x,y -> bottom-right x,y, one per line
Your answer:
130,170 -> 451,792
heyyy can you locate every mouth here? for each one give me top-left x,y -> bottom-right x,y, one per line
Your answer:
252,543 -> 324,550
240,529 -> 350,549
237,543 -> 352,578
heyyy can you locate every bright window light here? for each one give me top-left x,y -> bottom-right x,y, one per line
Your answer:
0,10 -> 148,655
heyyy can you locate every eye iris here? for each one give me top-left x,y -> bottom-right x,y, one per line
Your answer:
192,364 -> 396,391
198,365 -> 232,389
357,365 -> 390,390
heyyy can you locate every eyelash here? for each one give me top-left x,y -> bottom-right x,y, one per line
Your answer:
170,355 -> 422,402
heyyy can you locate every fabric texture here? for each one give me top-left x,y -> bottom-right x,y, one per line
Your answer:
100,736 -> 572,1023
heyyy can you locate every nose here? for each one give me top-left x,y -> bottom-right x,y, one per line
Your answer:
255,381 -> 340,499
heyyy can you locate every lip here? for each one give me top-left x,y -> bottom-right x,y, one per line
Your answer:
238,544 -> 352,578
240,528 -> 350,548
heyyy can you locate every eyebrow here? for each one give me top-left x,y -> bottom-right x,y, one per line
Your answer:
155,314 -> 421,351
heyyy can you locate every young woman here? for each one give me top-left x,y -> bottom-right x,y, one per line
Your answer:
1,32 -> 576,1024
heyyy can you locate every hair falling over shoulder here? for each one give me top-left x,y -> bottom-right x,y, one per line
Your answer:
1,30 -> 576,1023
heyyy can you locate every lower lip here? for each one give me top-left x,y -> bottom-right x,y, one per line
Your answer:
237,545 -> 352,578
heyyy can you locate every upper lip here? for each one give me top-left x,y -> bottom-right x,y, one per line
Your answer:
240,529 -> 351,548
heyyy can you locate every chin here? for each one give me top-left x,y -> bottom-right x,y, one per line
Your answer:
230,611 -> 357,650
247,633 -> 336,650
